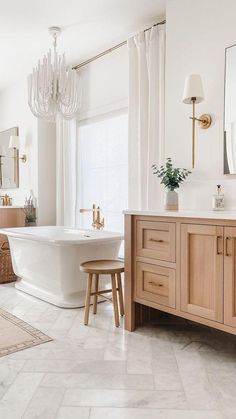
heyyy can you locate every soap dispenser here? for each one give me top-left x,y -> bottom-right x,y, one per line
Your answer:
212,185 -> 224,211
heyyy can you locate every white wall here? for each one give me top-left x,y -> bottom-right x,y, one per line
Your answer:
165,0 -> 236,210
78,45 -> 128,120
37,121 -> 56,225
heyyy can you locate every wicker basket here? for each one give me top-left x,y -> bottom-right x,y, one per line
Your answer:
0,241 -> 16,284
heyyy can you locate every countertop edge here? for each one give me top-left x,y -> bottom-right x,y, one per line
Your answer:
123,210 -> 236,220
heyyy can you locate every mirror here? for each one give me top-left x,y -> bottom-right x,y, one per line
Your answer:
224,44 -> 236,174
0,127 -> 19,188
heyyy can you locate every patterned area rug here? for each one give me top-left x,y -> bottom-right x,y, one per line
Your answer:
0,308 -> 52,357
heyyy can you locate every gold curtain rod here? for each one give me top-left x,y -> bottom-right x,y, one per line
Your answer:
73,19 -> 166,70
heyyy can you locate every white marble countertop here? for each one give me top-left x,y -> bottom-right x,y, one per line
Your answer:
124,209 -> 236,220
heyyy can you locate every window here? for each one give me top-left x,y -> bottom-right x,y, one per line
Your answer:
77,111 -> 128,257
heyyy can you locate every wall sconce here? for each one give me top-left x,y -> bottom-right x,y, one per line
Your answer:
9,135 -> 27,163
183,74 -> 212,168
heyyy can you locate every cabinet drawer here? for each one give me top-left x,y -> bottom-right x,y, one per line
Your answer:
136,220 -> 176,262
135,262 -> 176,308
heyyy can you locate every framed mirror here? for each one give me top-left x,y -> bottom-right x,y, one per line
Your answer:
0,127 -> 19,188
224,44 -> 236,174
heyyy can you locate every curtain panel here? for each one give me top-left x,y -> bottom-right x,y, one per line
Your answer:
128,24 -> 165,210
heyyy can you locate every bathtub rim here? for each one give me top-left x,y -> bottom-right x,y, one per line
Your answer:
0,226 -> 124,246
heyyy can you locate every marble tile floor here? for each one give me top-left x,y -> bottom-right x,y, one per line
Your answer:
0,284 -> 236,418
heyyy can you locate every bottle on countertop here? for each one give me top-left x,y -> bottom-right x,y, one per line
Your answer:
212,185 -> 224,211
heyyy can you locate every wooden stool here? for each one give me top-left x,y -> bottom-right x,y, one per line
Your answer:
80,260 -> 124,327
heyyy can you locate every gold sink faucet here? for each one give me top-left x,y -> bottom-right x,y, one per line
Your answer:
1,194 -> 12,206
80,203 -> 105,230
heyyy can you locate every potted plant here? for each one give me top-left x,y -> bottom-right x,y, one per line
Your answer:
152,158 -> 191,210
24,193 -> 37,226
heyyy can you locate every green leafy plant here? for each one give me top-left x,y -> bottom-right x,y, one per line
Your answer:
24,207 -> 36,223
152,158 -> 191,191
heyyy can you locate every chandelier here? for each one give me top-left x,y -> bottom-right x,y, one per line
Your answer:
28,27 -> 80,121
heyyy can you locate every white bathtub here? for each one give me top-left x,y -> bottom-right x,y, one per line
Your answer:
0,226 -> 123,308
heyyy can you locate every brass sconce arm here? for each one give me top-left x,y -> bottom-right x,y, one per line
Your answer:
189,115 -> 212,127
189,98 -> 212,168
9,136 -> 27,164
183,75 -> 212,169
19,154 -> 27,163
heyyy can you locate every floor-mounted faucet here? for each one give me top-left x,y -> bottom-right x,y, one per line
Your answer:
80,203 -> 105,230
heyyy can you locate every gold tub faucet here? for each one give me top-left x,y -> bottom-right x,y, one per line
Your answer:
80,203 -> 105,230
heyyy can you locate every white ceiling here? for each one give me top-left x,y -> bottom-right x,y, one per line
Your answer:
0,0 -> 166,91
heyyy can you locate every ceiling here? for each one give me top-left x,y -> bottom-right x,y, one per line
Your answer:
0,0 -> 166,91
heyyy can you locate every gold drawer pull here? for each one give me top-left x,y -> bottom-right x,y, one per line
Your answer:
225,237 -> 231,256
216,236 -> 223,255
148,281 -> 163,287
149,238 -> 164,243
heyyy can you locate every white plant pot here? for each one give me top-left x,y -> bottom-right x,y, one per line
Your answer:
164,190 -> 179,211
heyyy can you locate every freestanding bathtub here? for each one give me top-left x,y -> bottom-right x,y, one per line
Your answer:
0,226 -> 123,308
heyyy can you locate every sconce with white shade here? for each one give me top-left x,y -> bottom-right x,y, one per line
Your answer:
183,74 -> 212,168
9,136 -> 27,163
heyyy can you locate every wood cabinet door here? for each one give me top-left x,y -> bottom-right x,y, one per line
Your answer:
181,224 -> 223,322
224,227 -> 236,327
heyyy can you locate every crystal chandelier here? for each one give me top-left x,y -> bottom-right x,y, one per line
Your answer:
28,27 -> 80,121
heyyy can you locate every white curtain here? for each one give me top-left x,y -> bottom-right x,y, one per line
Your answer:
128,24 -> 165,210
56,116 -> 78,226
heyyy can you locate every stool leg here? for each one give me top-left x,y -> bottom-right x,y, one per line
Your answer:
84,273 -> 93,325
111,273 -> 119,327
93,274 -> 99,314
117,272 -> 124,316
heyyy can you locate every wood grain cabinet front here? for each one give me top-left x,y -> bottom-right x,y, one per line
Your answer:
224,227 -> 236,327
180,223 -> 224,322
135,261 -> 176,308
136,220 -> 176,262
125,213 -> 236,336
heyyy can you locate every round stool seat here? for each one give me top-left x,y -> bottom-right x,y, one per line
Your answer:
80,259 -> 124,275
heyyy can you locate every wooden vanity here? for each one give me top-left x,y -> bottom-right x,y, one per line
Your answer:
124,210 -> 236,335
0,207 -> 25,283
